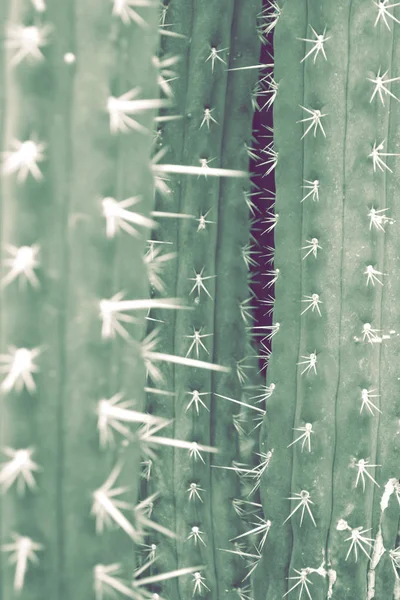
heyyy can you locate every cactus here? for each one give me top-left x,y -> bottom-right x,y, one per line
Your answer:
255,1 -> 400,599
136,1 -> 268,599
0,0 -> 196,598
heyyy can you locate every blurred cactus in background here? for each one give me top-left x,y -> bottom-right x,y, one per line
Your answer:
255,1 -> 400,599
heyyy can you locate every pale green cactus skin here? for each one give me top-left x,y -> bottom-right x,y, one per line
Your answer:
256,1 -> 400,599
0,0 -> 162,598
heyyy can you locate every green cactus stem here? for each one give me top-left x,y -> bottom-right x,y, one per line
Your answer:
257,1 -> 400,598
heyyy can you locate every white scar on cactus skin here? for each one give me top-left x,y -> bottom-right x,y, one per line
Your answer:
297,106 -> 328,139
336,519 -> 374,561
380,477 -> 399,511
91,462 -> 141,542
298,25 -> 330,64
374,0 -> 400,29
1,244 -> 40,289
1,138 -> 46,182
369,140 -> 400,172
111,0 -> 158,27
107,89 -> 170,134
1,534 -> 43,592
97,393 -> 168,448
367,479 -> 400,596
102,196 -> 157,238
0,346 -> 41,393
99,294 -> 190,339
0,447 -> 40,495
5,24 -> 51,66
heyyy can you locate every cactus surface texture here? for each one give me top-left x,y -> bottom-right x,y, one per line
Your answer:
255,1 -> 400,599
